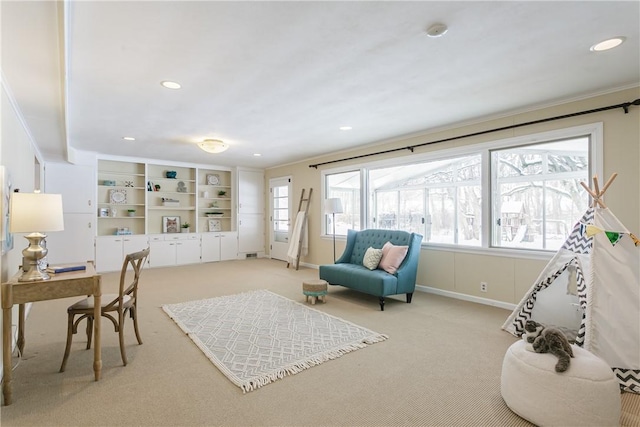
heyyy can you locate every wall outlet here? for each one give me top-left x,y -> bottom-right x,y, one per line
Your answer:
480,281 -> 488,292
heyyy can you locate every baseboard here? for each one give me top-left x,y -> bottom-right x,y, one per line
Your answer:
415,285 -> 516,311
263,259 -> 515,311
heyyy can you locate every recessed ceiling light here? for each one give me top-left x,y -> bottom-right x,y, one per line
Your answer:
426,23 -> 448,38
253,153 -> 262,157
339,126 -> 353,131
590,37 -> 625,52
160,80 -> 181,89
122,136 -> 136,141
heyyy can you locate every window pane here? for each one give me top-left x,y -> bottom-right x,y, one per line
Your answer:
458,185 -> 481,246
427,187 -> 455,244
326,171 -> 360,235
369,154 -> 481,245
492,138 -> 589,250
399,189 -> 424,234
376,191 -> 398,229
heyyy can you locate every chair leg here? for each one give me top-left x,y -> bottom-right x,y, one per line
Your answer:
131,306 -> 143,345
85,316 -> 93,350
60,313 -> 75,372
119,312 -> 127,366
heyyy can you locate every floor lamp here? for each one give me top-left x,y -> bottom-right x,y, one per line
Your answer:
324,198 -> 343,263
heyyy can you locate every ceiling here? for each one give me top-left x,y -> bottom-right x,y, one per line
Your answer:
3,1 -> 639,169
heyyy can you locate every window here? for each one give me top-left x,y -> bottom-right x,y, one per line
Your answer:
325,170 -> 361,235
491,138 -> 589,250
368,155 -> 481,245
322,123 -> 600,253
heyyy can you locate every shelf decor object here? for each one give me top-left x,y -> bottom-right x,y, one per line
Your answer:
207,174 -> 220,185
208,219 -> 221,232
162,216 -> 181,233
9,192 -> 64,282
109,189 -> 127,204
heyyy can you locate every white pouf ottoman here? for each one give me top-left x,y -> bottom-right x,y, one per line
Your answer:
501,339 -> 620,426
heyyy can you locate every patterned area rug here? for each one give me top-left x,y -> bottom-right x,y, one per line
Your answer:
162,289 -> 388,392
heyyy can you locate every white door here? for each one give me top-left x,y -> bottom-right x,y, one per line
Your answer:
95,236 -> 125,272
201,233 -> 221,262
45,163 -> 94,213
220,232 -> 238,260
176,238 -> 200,265
238,214 -> 264,253
269,177 -> 292,261
149,240 -> 175,267
238,169 -> 265,255
46,213 -> 95,265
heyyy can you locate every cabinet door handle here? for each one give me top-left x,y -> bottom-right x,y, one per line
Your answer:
88,200 -> 92,206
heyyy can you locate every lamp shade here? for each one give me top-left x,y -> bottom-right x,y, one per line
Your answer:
9,192 -> 64,233
198,139 -> 229,154
324,198 -> 343,215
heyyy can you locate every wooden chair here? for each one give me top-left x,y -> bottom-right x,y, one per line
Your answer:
60,247 -> 150,372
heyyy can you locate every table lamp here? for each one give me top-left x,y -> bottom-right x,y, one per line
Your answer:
9,192 -> 64,282
324,198 -> 343,262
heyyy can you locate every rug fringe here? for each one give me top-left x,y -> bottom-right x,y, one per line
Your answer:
240,334 -> 389,393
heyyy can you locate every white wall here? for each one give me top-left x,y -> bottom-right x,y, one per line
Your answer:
0,82 -> 42,379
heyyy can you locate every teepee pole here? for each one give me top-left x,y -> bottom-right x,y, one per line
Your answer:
580,173 -> 617,208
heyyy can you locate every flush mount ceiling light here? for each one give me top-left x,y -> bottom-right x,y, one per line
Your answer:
426,23 -> 448,38
339,126 -> 353,131
198,139 -> 229,154
160,80 -> 181,89
590,36 -> 626,52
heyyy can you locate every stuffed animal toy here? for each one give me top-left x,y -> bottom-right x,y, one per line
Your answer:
523,320 -> 574,372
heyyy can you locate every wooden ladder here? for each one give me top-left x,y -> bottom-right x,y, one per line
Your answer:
287,188 -> 312,270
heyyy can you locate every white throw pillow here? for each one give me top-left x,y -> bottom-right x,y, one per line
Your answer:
363,247 -> 383,270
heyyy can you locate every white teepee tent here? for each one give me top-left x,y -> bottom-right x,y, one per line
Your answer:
502,174 -> 640,393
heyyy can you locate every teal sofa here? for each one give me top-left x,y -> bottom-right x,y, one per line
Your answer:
319,229 -> 423,311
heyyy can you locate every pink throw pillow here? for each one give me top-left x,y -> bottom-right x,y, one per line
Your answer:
378,242 -> 409,274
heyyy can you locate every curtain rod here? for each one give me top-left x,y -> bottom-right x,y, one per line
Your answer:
309,98 -> 640,169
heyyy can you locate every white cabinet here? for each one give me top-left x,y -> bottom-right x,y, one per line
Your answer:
45,162 -> 94,213
237,169 -> 265,256
45,163 -> 96,265
95,234 -> 149,272
238,215 -> 264,254
46,214 -> 95,265
148,234 -> 200,268
201,232 -> 238,262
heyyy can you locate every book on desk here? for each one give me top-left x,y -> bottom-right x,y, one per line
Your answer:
46,264 -> 87,274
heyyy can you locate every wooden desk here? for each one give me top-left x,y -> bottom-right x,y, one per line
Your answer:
1,263 -> 101,405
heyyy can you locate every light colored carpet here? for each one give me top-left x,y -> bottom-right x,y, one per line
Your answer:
162,289 -> 387,392
1,258 -> 637,426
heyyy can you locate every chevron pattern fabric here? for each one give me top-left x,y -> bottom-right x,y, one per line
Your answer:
614,368 -> 640,393
162,290 -> 388,392
561,207 -> 594,254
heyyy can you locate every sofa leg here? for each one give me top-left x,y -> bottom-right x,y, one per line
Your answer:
406,293 -> 413,304
379,297 -> 385,311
